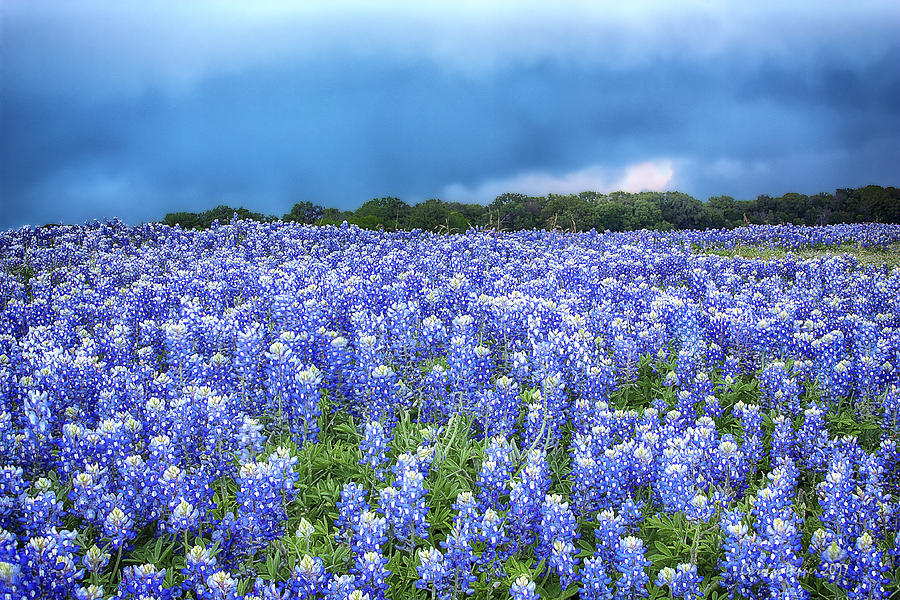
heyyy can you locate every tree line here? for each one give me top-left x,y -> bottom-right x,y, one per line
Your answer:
162,185 -> 900,232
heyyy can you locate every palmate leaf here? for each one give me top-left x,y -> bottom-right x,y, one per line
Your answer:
654,540 -> 674,559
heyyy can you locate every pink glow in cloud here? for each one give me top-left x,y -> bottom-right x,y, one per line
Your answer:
443,160 -> 675,203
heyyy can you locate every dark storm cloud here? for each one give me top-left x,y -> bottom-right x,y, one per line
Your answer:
2,2 -> 899,229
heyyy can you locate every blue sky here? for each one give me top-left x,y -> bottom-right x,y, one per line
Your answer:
2,1 -> 899,228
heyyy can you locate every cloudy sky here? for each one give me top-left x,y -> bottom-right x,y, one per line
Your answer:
2,1 -> 899,228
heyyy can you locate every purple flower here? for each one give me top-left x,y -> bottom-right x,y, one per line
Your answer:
359,420 -> 391,481
614,536 -> 650,600
509,574 -> 539,600
415,547 -> 450,600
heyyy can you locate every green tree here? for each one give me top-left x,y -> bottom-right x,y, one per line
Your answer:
354,197 -> 411,230
284,201 -> 325,224
489,193 -> 545,230
409,198 -> 450,231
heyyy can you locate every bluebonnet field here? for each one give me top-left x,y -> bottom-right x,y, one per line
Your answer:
1,219 -> 900,600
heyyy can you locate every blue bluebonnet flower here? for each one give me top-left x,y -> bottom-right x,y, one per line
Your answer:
509,351 -> 531,384
422,364 -> 451,424
549,539 -> 577,591
509,574 -> 539,600
289,554 -> 328,600
684,491 -> 715,523
478,508 -> 508,575
0,528 -> 17,564
439,524 -> 477,597
58,422 -> 90,481
759,361 -> 802,416
183,543 -> 219,596
157,463 -> 187,510
656,462 -> 694,518
355,550 -> 389,600
74,584 -> 106,600
359,420 -> 391,481
796,403 -> 828,472
618,498 -> 644,533
324,574 -> 358,600
814,533 -> 851,589
523,395 -> 547,450
733,402 -> 764,469
290,365 -> 323,447
23,389 -> 51,447
68,465 -> 108,527
570,431 -> 603,518
451,492 -> 479,538
235,323 -> 265,389
235,447 -> 299,554
771,414 -> 796,464
811,330 -> 852,402
579,359 -> 616,410
0,559 -> 24,600
712,436 -> 749,493
379,464 -> 429,547
880,384 -> 900,432
846,532 -> 890,600
19,486 -> 64,539
265,338 -> 296,413
540,373 -> 569,445
874,438 -> 899,491
420,314 -> 447,354
656,563 -> 703,600
367,364 -> 403,426
14,529 -> 83,600
116,563 -> 175,600
335,482 -> 369,544
817,451 -> 861,547
203,569 -> 240,600
856,453 -> 893,540
702,394 -> 723,419
0,465 -> 26,529
251,576 -> 291,600
594,509 -> 625,565
81,544 -> 110,576
538,494 -> 578,588
580,554 -> 613,600
103,506 -> 136,551
719,509 -> 764,599
509,449 -> 550,548
416,547 -> 450,600
674,389 -> 699,422
118,453 -> 158,525
167,496 -> 200,535
751,464 -> 808,599
476,436 -> 513,512
94,416 -> 133,471
614,536 -> 650,599
352,510 -> 388,557
478,377 -> 520,438
236,416 -> 265,463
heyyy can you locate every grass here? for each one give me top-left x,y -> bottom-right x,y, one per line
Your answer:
695,242 -> 900,269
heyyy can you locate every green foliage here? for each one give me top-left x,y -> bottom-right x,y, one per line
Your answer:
700,242 -> 900,269
163,205 -> 276,229
353,197 -> 412,231
160,186 -> 900,233
283,201 -> 326,224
